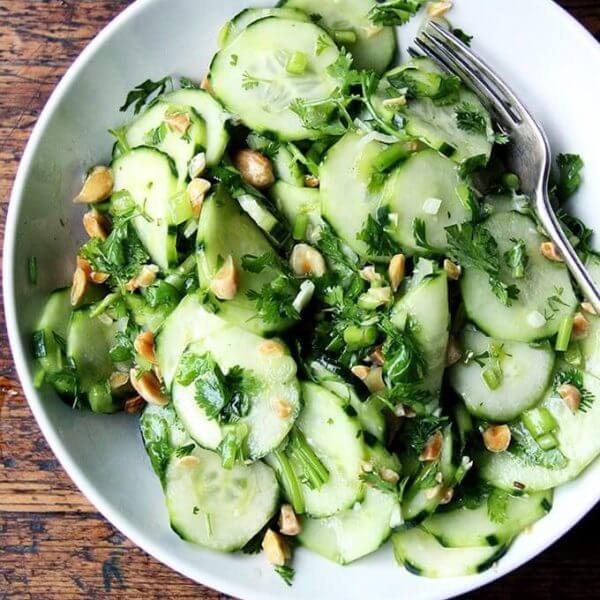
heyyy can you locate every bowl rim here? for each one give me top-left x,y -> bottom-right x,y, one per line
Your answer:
3,0 -> 600,598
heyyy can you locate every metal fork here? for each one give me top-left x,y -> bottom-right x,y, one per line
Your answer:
413,20 -> 600,314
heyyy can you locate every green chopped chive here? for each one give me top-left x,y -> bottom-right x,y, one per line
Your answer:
272,448 -> 305,514
343,324 -> 378,350
288,428 -> 329,489
536,432 -> 559,451
555,315 -> 574,351
286,51 -> 308,75
502,172 -> 520,190
89,293 -> 120,319
522,407 -> 557,439
292,214 -> 308,240
28,256 -> 38,285
32,330 -> 47,359
372,142 -> 412,172
482,365 -> 501,390
333,29 -> 357,44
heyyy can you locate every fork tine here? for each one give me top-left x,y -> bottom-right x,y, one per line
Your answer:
414,36 -> 516,127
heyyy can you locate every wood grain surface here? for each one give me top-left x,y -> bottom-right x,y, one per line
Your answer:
1,1 -> 598,598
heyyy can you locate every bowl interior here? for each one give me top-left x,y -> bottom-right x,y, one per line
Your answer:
5,0 -> 600,598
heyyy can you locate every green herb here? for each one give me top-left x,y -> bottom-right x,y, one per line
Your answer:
403,414 -> 448,456
356,209 -> 401,257
412,218 -> 438,253
556,209 -> 593,258
241,252 -> 282,274
554,368 -> 594,411
230,54 -> 239,66
504,238 -> 528,279
446,223 -> 520,306
555,153 -> 584,203
242,524 -> 270,554
315,34 -> 331,55
179,76 -> 198,89
275,565 -> 295,587
28,256 -> 38,285
241,71 -> 262,90
492,131 -> 510,145
509,423 -> 568,470
32,330 -> 47,359
452,28 -> 473,46
175,444 -> 196,458
287,428 -> 329,490
487,488 -> 509,523
109,330 -> 134,363
108,126 -> 131,155
140,407 -> 174,481
367,0 -> 426,26
381,316 -> 427,387
218,424 -> 249,469
272,449 -> 305,514
360,470 -> 402,497
144,122 -> 167,146
388,67 -> 461,105
543,286 -> 568,321
315,224 -> 359,280
455,102 -> 487,134
247,274 -> 302,324
120,76 -> 172,114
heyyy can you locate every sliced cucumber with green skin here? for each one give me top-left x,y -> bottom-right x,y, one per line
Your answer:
197,187 -> 291,334
162,89 -> 229,166
379,58 -> 493,165
172,330 -> 301,461
450,326 -> 556,421
235,193 -> 289,248
307,358 -> 386,442
269,382 -> 366,518
123,101 -> 206,184
422,490 -> 552,548
271,181 -> 321,234
210,18 -> 341,140
480,364 -> 600,492
298,488 -> 399,564
67,308 -> 126,413
156,293 -> 227,390
392,527 -> 507,577
382,149 -> 472,254
220,7 -> 310,47
461,212 -> 578,342
35,288 -> 72,376
165,446 -> 279,552
321,131 -> 388,258
272,144 -> 305,186
281,0 -> 397,73
391,264 -> 450,401
580,255 -> 600,378
111,147 -> 181,270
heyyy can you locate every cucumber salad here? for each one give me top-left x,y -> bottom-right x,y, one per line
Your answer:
32,0 -> 597,585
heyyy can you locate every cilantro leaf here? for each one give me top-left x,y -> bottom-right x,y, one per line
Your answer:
241,252 -> 282,274
120,76 -> 172,114
274,565 -> 295,587
356,209 -> 401,257
554,367 -> 595,411
452,28 -> 473,46
413,218 -> 438,254
556,209 -> 593,258
555,153 -> 584,203
455,102 -> 487,135
179,76 -> 199,89
403,415 -> 448,455
367,0 -> 426,26
504,238 -> 528,279
487,488 -> 509,524
381,315 -> 427,387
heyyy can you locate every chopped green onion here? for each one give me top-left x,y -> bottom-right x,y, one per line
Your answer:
293,214 -> 308,240
343,324 -> 378,350
28,256 -> 38,285
33,367 -> 45,389
536,432 -> 559,451
555,315 -> 574,351
522,407 -> 557,439
89,293 -> 120,319
502,173 -> 520,190
482,365 -> 502,390
333,29 -> 357,44
272,449 -> 305,514
32,330 -> 47,359
286,51 -> 308,75
288,429 -> 329,489
372,142 -> 412,172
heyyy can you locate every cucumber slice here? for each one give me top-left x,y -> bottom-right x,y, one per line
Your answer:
156,293 -> 227,390
422,490 -> 553,548
320,131 -> 387,259
124,102 -> 206,184
450,327 -> 556,421
272,144 -> 305,186
298,488 -> 399,564
271,181 -> 321,234
67,308 -> 125,413
269,382 -> 366,517
210,18 -> 340,140
236,193 -> 289,247
221,7 -> 310,46
172,330 -> 301,461
197,187 -> 291,334
382,149 -> 472,253
480,365 -> 600,491
392,527 -> 507,577
165,446 -> 279,552
391,263 -> 450,401
307,358 -> 386,442
461,212 -> 578,342
162,89 -> 229,166
281,0 -> 397,73
111,147 -> 180,269
580,255 -> 600,378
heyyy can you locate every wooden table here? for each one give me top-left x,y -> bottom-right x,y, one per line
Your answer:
1,1 -> 598,597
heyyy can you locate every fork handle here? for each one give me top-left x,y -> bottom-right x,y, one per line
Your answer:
535,188 -> 600,315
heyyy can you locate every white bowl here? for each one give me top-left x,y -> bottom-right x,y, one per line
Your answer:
4,0 -> 600,598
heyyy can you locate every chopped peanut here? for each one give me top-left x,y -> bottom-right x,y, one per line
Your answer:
572,312 -> 590,340
130,368 -> 168,407
370,346 -> 385,366
258,340 -> 285,357
388,254 -> 406,292
90,271 -> 110,284
379,468 -> 400,484
200,74 -> 212,92
126,264 -> 159,292
109,372 -> 129,390
444,259 -> 462,280
165,111 -> 191,135
76,256 -> 92,276
540,241 -> 563,262
278,504 -> 301,536
83,209 -> 109,240
233,149 -> 275,189
361,461 -> 374,473
581,302 -> 597,316
382,96 -> 407,108
424,484 -> 443,499
482,424 -> 511,453
261,529 -> 288,566
427,1 -> 453,18
74,166 -> 114,204
210,255 -> 239,300
123,395 -> 145,414
188,178 -> 211,217
445,337 -> 462,366
273,398 -> 292,419
304,174 -> 320,188
70,267 -> 88,306
558,383 -> 581,411
290,243 -> 327,278
439,487 -> 454,505
364,366 -> 385,394
178,455 -> 200,468
360,265 -> 382,283
188,152 -> 207,179
351,365 -> 370,380
419,430 -> 443,461
134,330 -> 157,365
